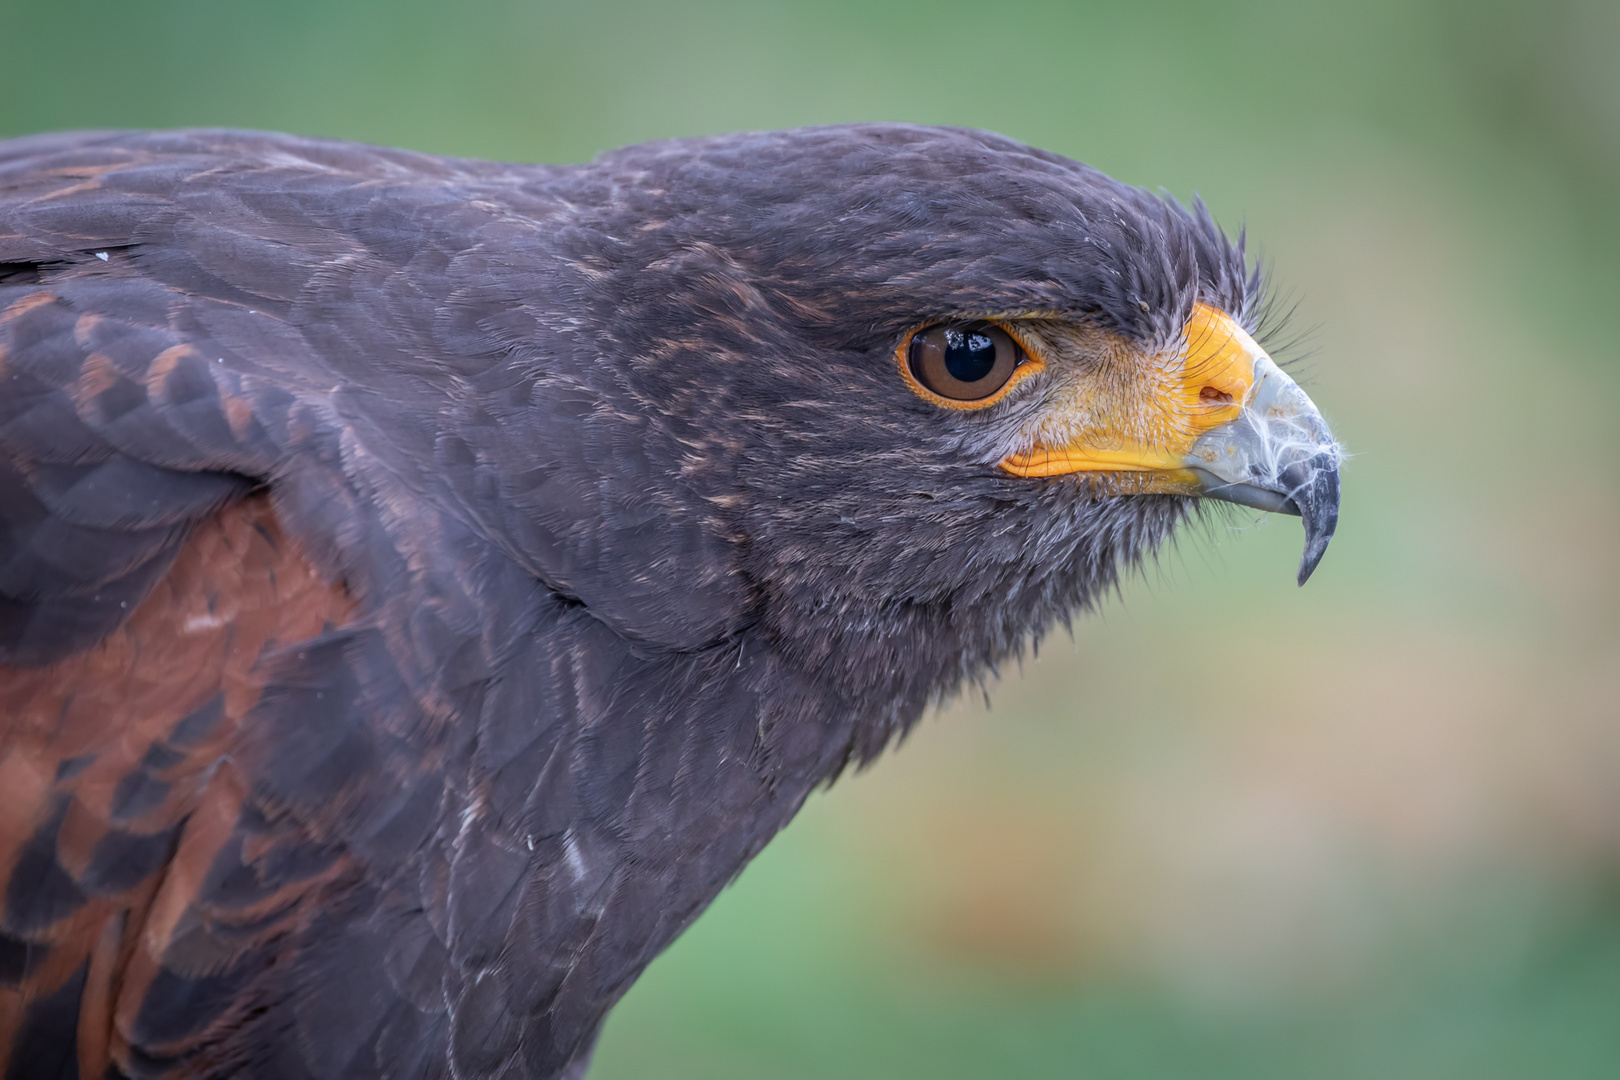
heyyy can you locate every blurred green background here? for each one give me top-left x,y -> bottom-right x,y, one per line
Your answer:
5,0 -> 1617,1075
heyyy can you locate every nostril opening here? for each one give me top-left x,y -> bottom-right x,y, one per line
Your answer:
1200,386 -> 1234,404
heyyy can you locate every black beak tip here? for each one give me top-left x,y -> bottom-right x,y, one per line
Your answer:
1292,456 -> 1341,587
1297,534 -> 1331,586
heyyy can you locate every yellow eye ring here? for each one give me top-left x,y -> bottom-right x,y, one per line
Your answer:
895,320 -> 1045,410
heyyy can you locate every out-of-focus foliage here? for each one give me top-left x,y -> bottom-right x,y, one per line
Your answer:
4,0 -> 1616,1074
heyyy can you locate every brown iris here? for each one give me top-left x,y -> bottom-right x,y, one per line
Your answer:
908,322 -> 1023,401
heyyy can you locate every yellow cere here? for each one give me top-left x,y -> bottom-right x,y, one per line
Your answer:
1000,303 -> 1259,482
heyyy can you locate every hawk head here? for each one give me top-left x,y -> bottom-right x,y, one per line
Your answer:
536,124 -> 1340,740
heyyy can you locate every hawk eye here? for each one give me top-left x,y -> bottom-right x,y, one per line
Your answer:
908,322 -> 1023,402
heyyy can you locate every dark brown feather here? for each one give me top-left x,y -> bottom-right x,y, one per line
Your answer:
0,496 -> 352,1078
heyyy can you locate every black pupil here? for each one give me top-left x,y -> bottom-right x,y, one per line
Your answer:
943,328 -> 997,383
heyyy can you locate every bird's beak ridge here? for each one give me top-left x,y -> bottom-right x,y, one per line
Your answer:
1182,345 -> 1341,585
1000,304 -> 1342,585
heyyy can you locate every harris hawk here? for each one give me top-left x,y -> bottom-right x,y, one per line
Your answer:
0,124 -> 1340,1079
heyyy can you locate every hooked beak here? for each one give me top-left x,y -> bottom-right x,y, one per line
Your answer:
1183,348 -> 1341,585
999,303 -> 1342,584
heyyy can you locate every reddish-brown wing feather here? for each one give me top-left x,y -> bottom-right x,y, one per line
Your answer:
0,496 -> 353,1078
